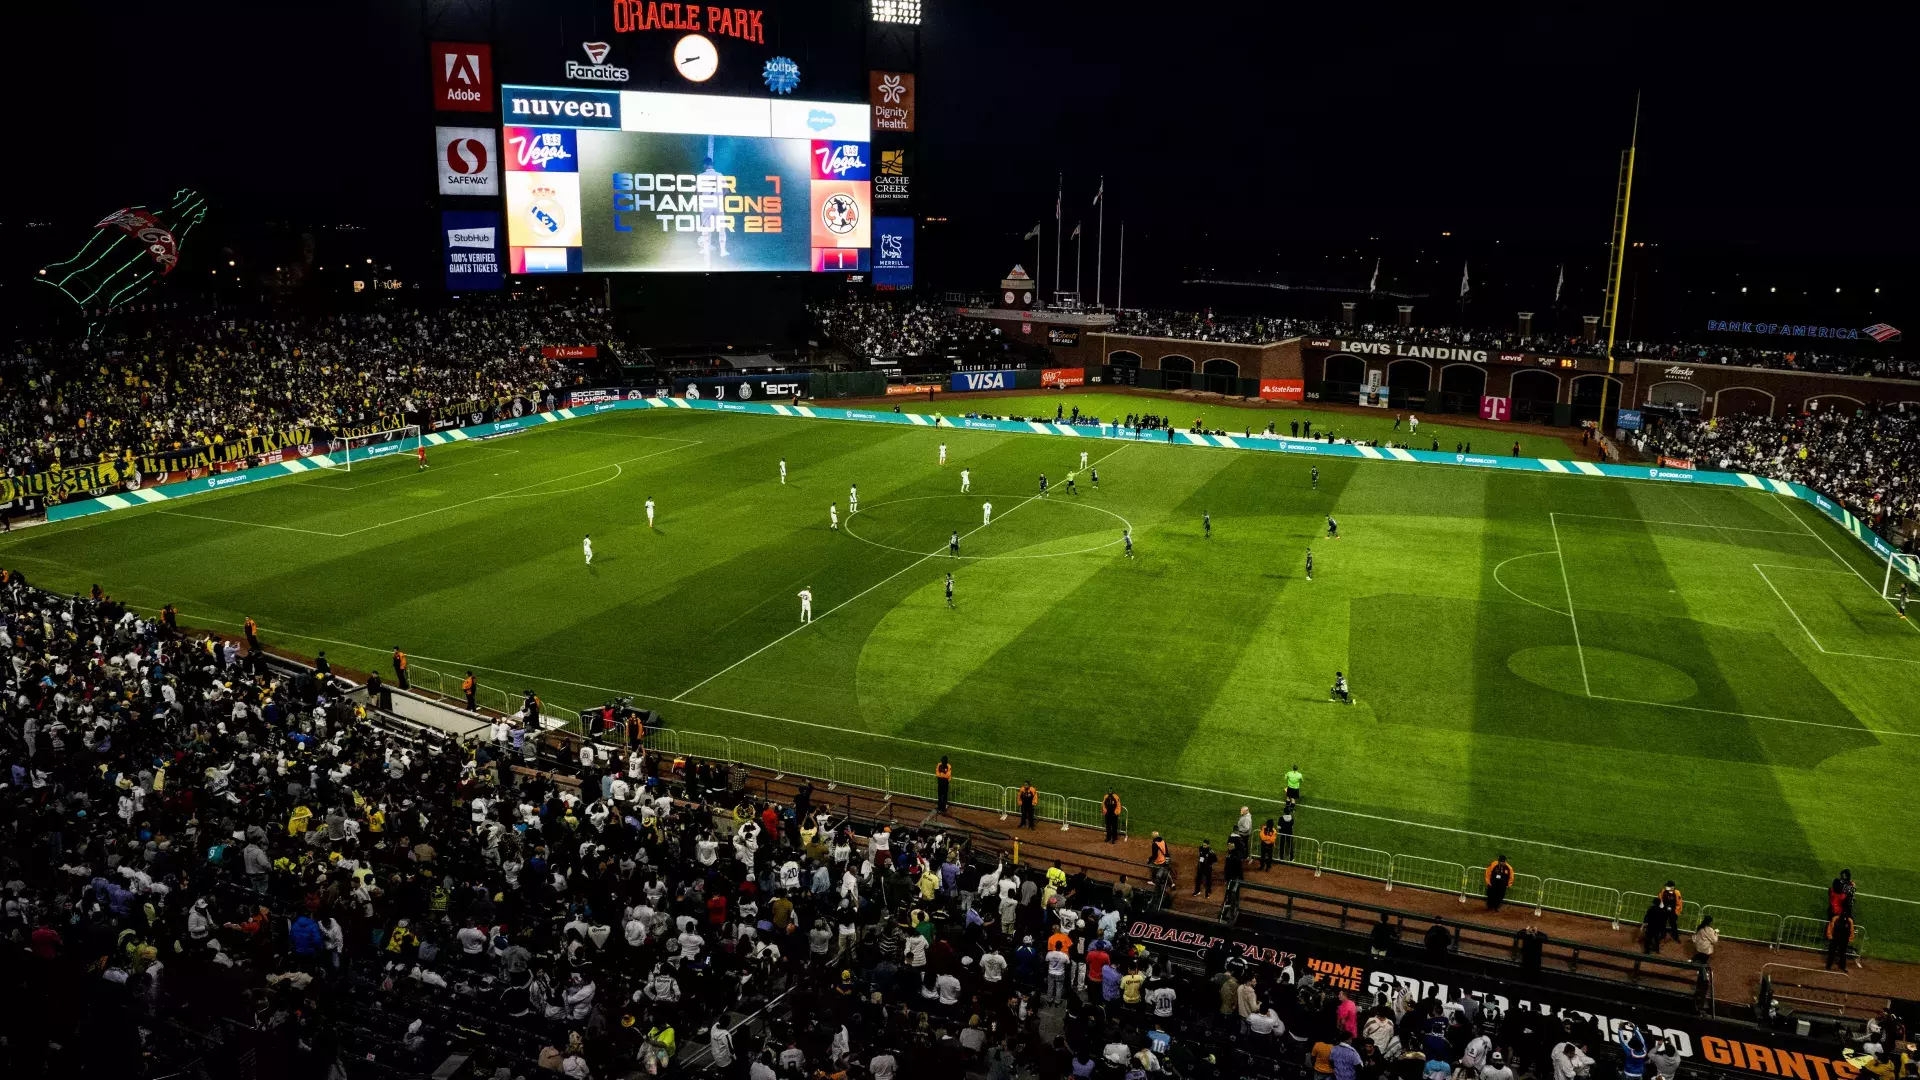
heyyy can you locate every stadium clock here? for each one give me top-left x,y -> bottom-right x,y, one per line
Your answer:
674,34 -> 718,82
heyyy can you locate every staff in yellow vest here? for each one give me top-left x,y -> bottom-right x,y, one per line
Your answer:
934,756 -> 952,815
462,671 -> 476,712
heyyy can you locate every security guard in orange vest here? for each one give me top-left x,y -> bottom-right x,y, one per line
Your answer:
934,756 -> 952,814
1258,820 -> 1278,871
1485,855 -> 1516,911
392,647 -> 409,690
1102,791 -> 1123,843
462,671 -> 477,712
1657,881 -> 1684,942
1017,783 -> 1038,829
625,708 -> 646,745
1148,831 -> 1171,889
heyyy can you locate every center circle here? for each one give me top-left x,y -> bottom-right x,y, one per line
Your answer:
1507,645 -> 1700,702
844,494 -> 1133,561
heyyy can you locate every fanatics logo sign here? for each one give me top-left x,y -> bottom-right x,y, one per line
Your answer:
432,42 -> 494,112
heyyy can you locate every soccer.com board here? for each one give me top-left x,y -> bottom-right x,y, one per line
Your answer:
500,85 -> 872,274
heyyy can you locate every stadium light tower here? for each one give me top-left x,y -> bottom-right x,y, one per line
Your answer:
870,0 -> 922,24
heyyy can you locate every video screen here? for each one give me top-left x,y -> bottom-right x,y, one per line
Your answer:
502,86 -> 870,273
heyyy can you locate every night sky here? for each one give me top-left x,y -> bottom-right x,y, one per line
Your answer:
8,2 -> 1914,332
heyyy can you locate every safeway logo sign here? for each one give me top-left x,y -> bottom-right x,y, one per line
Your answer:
431,42 -> 493,112
435,127 -> 498,195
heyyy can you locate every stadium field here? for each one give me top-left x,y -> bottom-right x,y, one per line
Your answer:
894,390 -> 1583,459
8,406 -> 1919,958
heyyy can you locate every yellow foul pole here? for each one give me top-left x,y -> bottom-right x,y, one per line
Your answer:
1598,94 -> 1641,444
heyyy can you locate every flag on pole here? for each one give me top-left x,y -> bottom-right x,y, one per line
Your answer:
1092,178 -> 1104,206
1554,263 -> 1564,304
1055,177 -> 1062,222
1368,258 -> 1379,297
1459,261 -> 1471,299
1070,222 -> 1081,239
1023,223 -> 1041,240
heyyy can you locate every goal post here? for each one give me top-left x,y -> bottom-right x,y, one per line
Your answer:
1883,550 -> 1919,601
316,425 -> 422,472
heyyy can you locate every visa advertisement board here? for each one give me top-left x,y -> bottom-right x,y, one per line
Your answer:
503,86 -> 870,274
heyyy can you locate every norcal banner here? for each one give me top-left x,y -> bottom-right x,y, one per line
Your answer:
1479,395 -> 1512,422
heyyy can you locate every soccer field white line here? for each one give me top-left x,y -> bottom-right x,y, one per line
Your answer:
1490,551 -> 1569,616
1768,492 -> 1920,637
1549,514 -> 1593,696
305,448 -> 522,492
669,443 -> 1133,701
136,605 -> 1920,907
153,510 -> 344,537
1550,511 -> 1808,536
331,441 -> 699,537
1755,563 -> 1920,667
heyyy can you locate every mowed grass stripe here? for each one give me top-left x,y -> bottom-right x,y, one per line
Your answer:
11,406 -> 1920,958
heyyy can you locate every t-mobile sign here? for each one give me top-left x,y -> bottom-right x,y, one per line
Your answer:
1479,395 -> 1511,422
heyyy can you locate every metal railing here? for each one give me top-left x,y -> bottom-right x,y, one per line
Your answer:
633,724 -> 1863,956
639,726 -> 1114,837
1252,830 -> 1855,956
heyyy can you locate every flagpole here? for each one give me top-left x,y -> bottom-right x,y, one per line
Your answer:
1075,228 -> 1082,304
1117,222 -> 1125,312
1095,177 -> 1105,310
1053,174 -> 1062,305
1034,227 -> 1042,303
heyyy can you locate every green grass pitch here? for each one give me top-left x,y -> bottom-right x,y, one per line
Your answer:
9,400 -> 1919,957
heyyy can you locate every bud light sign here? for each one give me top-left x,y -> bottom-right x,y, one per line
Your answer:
443,210 -> 503,291
951,370 -> 1019,392
874,216 -> 913,289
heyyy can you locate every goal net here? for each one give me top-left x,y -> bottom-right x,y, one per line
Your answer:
315,425 -> 422,472
1884,551 -> 1920,601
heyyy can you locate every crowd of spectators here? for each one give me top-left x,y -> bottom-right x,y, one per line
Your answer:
1111,309 -> 1915,379
5,564 -> 1773,1080
1637,403 -> 1920,542
1,297 -> 610,480
810,300 -> 1004,362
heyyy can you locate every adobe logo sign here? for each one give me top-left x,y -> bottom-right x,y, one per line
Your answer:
432,41 -> 493,112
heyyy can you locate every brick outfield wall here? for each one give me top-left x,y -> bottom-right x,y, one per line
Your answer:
1036,325 -> 1919,419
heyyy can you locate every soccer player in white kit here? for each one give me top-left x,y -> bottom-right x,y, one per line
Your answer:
960,468 -> 970,493
645,498 -> 656,528
798,587 -> 813,623
939,443 -> 947,465
982,501 -> 992,526
583,534 -> 593,565
1079,450 -> 1089,469
780,459 -> 787,484
829,504 -> 839,530
849,485 -> 858,513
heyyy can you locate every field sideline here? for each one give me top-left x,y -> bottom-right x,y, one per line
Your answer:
8,404 -> 1919,958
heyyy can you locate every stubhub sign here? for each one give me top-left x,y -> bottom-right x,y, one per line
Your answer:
951,370 -> 1018,392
